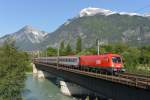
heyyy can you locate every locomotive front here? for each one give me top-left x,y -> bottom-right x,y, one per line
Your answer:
111,54 -> 125,73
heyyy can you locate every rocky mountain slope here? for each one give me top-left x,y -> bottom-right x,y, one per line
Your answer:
1,7 -> 150,50
41,7 -> 150,49
0,25 -> 47,50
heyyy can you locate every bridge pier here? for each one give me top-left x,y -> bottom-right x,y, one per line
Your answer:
32,63 -> 38,75
32,63 -> 55,79
59,79 -> 92,96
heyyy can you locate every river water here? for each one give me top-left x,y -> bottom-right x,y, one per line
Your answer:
22,74 -> 75,100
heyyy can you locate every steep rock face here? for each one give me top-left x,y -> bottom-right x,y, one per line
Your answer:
0,25 -> 47,50
13,25 -> 47,44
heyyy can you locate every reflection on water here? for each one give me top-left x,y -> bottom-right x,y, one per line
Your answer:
23,74 -> 75,100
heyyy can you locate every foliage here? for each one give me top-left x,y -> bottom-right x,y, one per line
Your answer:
77,47 -> 97,55
59,40 -> 66,56
65,43 -> 73,55
60,40 -> 65,50
46,47 -> 57,56
76,36 -> 82,53
0,39 -> 29,100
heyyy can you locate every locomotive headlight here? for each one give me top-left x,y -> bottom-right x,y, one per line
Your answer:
112,63 -> 114,67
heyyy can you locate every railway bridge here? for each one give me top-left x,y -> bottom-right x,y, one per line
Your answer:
33,61 -> 150,100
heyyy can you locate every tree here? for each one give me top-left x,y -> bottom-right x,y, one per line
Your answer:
47,47 -> 57,56
65,43 -> 72,55
139,46 -> 150,65
60,40 -> 65,50
122,47 -> 140,72
59,40 -> 66,56
0,39 -> 29,100
76,36 -> 82,53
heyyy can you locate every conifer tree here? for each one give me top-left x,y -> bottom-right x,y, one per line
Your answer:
65,43 -> 72,55
76,36 -> 82,53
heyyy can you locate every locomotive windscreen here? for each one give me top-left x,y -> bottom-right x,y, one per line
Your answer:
112,57 -> 121,63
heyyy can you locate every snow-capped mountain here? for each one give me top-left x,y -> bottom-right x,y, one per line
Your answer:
0,25 -> 48,50
79,7 -> 149,17
13,25 -> 47,43
79,7 -> 116,17
1,7 -> 150,50
42,7 -> 150,50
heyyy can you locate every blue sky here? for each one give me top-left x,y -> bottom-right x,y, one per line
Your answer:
0,0 -> 150,36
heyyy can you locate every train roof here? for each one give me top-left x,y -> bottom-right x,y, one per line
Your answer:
80,53 -> 121,57
35,53 -> 121,59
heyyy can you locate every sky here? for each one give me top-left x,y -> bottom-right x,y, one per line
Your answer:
0,0 -> 150,36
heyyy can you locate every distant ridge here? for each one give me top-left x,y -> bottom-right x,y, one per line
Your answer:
1,7 -> 150,50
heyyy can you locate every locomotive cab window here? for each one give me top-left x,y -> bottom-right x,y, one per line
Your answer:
112,57 -> 121,63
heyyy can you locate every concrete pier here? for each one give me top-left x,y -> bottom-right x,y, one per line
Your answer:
32,63 -> 38,75
59,80 -> 91,96
32,63 -> 55,79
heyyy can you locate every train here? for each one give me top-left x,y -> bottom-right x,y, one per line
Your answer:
34,53 -> 125,74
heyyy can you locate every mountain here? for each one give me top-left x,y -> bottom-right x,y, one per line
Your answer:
79,7 -> 149,17
41,7 -> 150,49
1,7 -> 150,50
0,25 -> 47,50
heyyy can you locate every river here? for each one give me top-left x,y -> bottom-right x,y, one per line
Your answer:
22,74 -> 76,100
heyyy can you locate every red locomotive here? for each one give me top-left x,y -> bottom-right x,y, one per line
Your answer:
34,53 -> 125,74
79,53 -> 125,73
